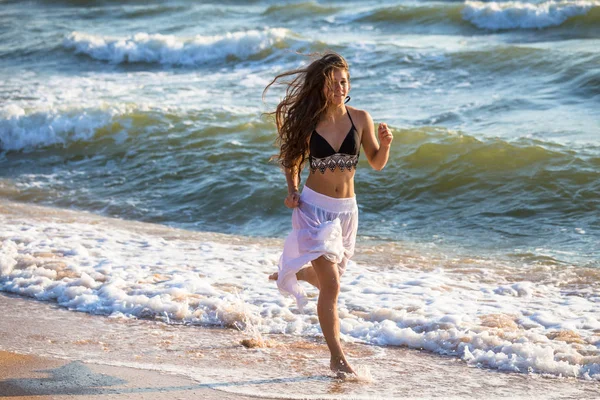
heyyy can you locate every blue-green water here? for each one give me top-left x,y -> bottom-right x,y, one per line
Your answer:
1,0 -> 599,267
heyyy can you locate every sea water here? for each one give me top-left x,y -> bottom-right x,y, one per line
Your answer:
1,0 -> 599,390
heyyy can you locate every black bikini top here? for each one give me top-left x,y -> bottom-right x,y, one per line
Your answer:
309,107 -> 360,174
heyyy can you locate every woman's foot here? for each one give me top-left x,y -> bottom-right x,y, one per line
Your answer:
331,356 -> 356,378
268,272 -> 278,280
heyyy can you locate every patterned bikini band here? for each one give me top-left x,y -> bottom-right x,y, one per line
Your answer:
309,154 -> 359,174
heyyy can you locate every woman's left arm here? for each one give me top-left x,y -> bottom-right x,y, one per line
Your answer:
359,110 -> 393,171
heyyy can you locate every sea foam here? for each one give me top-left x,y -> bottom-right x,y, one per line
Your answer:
63,29 -> 291,65
463,0 -> 600,30
0,205 -> 599,380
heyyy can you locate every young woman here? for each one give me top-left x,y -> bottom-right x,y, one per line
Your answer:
264,52 -> 393,377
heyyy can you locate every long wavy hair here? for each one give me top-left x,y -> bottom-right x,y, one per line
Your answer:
263,52 -> 350,177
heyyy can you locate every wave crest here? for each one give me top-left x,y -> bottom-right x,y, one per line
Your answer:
0,104 -> 138,152
463,0 -> 600,30
63,28 -> 292,65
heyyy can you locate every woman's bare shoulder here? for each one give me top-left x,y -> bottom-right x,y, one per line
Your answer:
346,106 -> 372,126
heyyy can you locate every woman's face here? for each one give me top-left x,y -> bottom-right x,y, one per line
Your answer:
324,68 -> 349,106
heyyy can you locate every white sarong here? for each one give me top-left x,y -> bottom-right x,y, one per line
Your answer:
277,186 -> 358,309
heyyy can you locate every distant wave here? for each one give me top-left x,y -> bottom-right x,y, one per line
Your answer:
463,0 -> 600,30
356,1 -> 600,31
63,28 -> 296,65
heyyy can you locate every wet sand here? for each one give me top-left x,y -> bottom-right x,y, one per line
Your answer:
0,350 -> 258,400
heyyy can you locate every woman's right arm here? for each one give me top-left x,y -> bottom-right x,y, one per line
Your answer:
283,166 -> 300,208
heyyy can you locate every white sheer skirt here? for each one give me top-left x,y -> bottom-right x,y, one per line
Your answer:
277,186 -> 358,309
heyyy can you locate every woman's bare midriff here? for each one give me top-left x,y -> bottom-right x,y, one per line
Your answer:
305,169 -> 355,198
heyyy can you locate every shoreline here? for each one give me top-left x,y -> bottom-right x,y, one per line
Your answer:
0,350 -> 259,400
1,199 -> 599,398
1,293 -> 599,400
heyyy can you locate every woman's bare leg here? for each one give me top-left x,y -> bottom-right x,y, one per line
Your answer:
297,266 -> 320,289
268,266 -> 320,289
311,256 -> 355,376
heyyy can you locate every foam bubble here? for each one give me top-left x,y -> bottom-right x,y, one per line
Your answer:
0,240 -> 18,275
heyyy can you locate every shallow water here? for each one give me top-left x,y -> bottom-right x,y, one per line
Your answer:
1,200 -> 599,382
1,0 -> 599,388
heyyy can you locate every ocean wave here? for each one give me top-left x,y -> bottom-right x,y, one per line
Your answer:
355,3 -> 465,27
116,4 -> 189,19
62,28 -> 296,65
13,0 -> 182,6
551,58 -> 600,97
0,104 -> 141,152
2,110 -> 598,241
423,44 -> 600,98
264,1 -> 337,15
463,0 -> 600,30
354,1 -> 600,32
1,206 -> 599,380
359,128 -> 600,235
0,104 -> 268,153
446,45 -> 552,72
389,128 -> 599,196
263,1 -> 340,19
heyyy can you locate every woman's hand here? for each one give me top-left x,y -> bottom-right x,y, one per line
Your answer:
284,190 -> 300,208
378,122 -> 393,147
